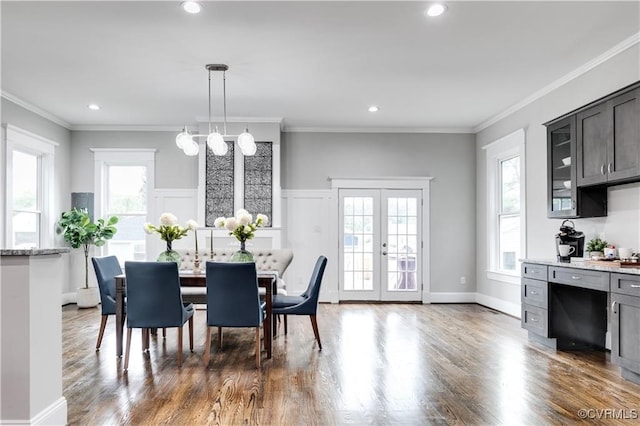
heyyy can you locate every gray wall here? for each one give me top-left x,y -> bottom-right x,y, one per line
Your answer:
282,131 -> 477,294
1,98 -> 73,294
475,45 -> 640,308
70,130 -> 198,191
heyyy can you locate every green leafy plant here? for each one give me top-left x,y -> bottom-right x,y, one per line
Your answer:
58,208 -> 119,289
586,237 -> 608,253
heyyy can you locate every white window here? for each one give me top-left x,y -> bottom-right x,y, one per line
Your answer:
92,149 -> 155,262
485,129 -> 526,284
4,125 -> 57,249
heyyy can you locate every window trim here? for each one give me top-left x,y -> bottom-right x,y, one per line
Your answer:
91,148 -> 156,259
4,125 -> 57,248
484,128 -> 526,284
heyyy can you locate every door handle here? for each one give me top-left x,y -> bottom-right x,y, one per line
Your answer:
612,301 -> 617,314
382,251 -> 387,256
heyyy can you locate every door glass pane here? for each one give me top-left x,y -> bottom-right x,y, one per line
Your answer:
387,197 -> 418,292
105,165 -> 147,261
343,197 -> 374,291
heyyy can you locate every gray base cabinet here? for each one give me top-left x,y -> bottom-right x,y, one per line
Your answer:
611,273 -> 640,378
521,262 -> 640,384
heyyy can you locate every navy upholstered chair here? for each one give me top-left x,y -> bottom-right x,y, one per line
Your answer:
273,256 -> 327,349
92,255 -> 122,350
204,262 -> 265,368
123,261 -> 194,370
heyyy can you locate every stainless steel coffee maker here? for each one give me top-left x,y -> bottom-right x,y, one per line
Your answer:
555,220 -> 585,262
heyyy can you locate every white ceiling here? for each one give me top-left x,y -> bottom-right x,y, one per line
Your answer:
1,1 -> 639,132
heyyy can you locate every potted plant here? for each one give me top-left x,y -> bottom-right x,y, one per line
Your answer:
586,237 -> 608,259
58,208 -> 119,308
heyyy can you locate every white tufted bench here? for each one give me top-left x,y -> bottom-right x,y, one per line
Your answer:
176,248 -> 294,296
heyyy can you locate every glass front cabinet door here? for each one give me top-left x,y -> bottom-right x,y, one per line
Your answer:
547,116 -> 576,218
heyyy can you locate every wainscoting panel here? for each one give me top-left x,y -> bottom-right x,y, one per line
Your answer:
151,189 -> 198,258
282,190 -> 336,302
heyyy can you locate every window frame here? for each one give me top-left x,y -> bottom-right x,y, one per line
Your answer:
3,125 -> 57,249
91,149 -> 156,260
484,128 -> 526,284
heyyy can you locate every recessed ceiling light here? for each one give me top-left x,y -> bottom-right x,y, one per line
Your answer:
368,106 -> 380,113
425,4 -> 447,17
181,1 -> 201,14
88,104 -> 100,111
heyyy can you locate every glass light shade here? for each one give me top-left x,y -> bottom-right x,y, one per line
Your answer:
240,140 -> 257,156
183,138 -> 199,156
181,1 -> 201,14
207,132 -> 228,155
176,130 -> 191,149
237,130 -> 255,150
206,132 -> 224,150
211,140 -> 228,156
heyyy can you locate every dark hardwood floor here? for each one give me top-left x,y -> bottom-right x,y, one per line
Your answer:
63,303 -> 640,425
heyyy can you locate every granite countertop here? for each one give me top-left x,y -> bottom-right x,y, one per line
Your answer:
522,258 -> 640,275
0,248 -> 71,256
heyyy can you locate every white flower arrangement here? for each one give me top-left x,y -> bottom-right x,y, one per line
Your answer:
144,213 -> 195,250
214,209 -> 268,245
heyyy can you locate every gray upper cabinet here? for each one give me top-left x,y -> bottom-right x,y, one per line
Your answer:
577,85 -> 640,187
546,116 -> 607,219
609,88 -> 640,183
546,81 -> 639,218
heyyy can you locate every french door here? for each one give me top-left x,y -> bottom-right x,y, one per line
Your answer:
339,189 -> 422,302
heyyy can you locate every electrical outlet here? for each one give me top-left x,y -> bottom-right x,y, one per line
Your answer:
460,276 -> 466,285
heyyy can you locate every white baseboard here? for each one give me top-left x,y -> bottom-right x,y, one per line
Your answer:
476,293 -> 521,318
61,292 -> 76,306
429,292 -> 477,304
0,397 -> 68,425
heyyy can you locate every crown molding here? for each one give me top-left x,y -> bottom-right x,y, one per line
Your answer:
194,116 -> 283,124
71,124 -> 189,132
284,126 -> 474,134
1,91 -> 71,129
474,32 -> 640,133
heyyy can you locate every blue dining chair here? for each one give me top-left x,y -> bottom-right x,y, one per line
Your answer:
272,256 -> 327,349
92,255 -> 123,350
204,262 -> 265,368
123,261 -> 194,370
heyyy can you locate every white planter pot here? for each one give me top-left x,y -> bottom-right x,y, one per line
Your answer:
77,286 -> 100,308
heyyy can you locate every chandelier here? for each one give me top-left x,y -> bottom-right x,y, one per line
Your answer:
176,64 -> 256,156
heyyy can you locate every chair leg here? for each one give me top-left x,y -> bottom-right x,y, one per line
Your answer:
218,327 -> 223,349
255,327 -> 261,368
188,317 -> 194,352
203,326 -> 212,366
124,327 -> 133,371
177,326 -> 183,368
284,315 -> 288,335
141,329 -> 148,351
310,315 -> 322,350
96,315 -> 108,350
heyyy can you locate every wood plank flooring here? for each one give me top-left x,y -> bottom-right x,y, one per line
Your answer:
62,303 -> 640,425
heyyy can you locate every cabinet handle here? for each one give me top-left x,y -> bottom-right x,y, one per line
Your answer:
571,199 -> 576,210
601,164 -> 606,175
571,275 -> 582,280
608,163 -> 613,174
612,301 -> 617,314
630,284 -> 640,288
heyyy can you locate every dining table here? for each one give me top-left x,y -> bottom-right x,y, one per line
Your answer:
114,270 -> 278,359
